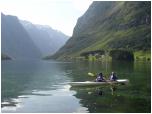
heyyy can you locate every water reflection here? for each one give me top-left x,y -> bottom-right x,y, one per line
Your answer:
69,61 -> 150,113
2,60 -> 80,112
1,60 -> 151,113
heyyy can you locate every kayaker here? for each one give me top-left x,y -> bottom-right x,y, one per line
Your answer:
96,72 -> 106,82
109,72 -> 118,81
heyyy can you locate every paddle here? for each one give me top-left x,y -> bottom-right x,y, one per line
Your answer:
88,72 -> 95,77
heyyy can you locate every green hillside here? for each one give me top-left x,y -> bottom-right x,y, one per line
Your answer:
51,1 -> 151,60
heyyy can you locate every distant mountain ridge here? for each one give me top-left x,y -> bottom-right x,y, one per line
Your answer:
1,13 -> 42,59
1,13 -> 69,59
52,1 -> 151,59
21,20 -> 69,57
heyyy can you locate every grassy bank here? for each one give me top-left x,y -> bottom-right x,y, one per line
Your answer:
134,51 -> 151,61
53,50 -> 151,62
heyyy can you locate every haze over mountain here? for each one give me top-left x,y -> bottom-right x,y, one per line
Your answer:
21,20 -> 69,57
51,1 -> 151,60
1,13 -> 42,59
1,13 -> 69,60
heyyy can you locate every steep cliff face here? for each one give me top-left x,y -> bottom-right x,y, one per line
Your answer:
1,13 -> 42,59
52,1 -> 151,59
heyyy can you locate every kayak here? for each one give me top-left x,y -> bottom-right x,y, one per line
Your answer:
69,79 -> 129,87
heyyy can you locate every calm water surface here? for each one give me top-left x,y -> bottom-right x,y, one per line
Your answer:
1,60 -> 151,113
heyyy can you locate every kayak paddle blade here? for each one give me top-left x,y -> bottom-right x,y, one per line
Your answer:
88,72 -> 95,76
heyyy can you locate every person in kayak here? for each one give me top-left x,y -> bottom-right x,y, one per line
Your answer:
96,72 -> 106,82
109,72 -> 118,81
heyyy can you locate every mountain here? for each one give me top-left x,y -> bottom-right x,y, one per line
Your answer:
1,13 -> 69,60
52,1 -> 151,60
1,13 -> 42,59
20,21 -> 69,57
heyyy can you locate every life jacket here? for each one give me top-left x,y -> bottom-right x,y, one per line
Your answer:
110,74 -> 117,81
96,75 -> 104,82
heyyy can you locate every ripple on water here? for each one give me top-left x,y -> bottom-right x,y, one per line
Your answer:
1,98 -> 22,112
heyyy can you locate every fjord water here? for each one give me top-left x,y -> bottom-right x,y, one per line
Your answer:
1,60 -> 150,113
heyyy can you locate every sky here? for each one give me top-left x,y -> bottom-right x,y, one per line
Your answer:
0,0 -> 93,36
